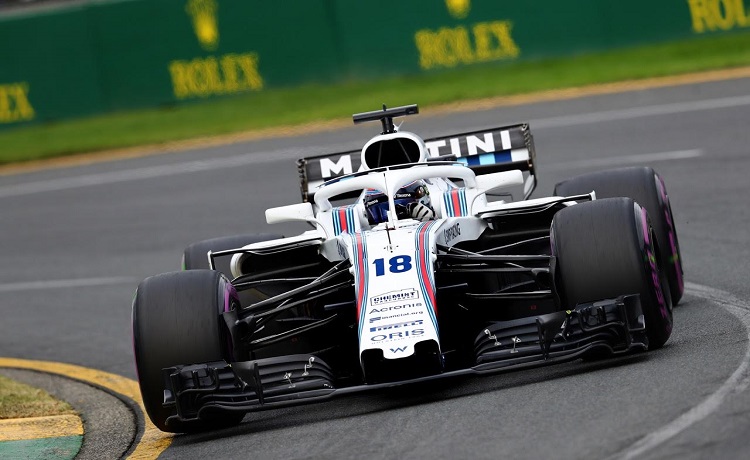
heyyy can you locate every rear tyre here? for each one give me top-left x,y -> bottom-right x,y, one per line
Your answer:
554,167 -> 684,305
182,234 -> 283,276
551,198 -> 673,349
183,234 -> 283,306
132,269 -> 244,433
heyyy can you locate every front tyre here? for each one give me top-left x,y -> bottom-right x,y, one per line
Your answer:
132,269 -> 243,432
554,167 -> 684,305
551,198 -> 673,349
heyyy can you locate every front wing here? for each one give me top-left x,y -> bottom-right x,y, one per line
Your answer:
161,294 -> 646,427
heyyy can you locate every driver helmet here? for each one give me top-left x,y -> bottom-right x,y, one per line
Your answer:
364,180 -> 433,224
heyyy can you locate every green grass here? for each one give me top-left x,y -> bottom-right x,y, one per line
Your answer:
3,32 -> 750,165
0,375 -> 74,419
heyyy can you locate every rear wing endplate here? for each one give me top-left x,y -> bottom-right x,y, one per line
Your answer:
297,123 -> 537,202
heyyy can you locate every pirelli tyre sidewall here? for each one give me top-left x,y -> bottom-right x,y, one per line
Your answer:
553,167 -> 684,305
132,269 -> 243,433
551,197 -> 673,350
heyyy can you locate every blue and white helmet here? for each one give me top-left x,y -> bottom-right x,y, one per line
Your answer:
363,180 -> 433,224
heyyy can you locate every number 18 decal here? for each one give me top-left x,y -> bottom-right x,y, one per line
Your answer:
372,255 -> 413,276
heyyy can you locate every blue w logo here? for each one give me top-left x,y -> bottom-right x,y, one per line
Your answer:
390,346 -> 408,353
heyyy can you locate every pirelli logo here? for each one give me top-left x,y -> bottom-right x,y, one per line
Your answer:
370,319 -> 424,333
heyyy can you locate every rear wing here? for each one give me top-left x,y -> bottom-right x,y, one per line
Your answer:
297,123 -> 537,202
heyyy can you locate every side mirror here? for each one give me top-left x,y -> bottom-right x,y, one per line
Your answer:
474,170 -> 524,194
266,202 -> 315,224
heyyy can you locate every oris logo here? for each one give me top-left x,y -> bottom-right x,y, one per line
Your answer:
370,329 -> 425,342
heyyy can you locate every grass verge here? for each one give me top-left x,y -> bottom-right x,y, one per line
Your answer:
0,374 -> 74,419
3,32 -> 750,164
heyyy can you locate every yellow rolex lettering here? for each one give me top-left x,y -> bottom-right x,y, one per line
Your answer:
236,53 -> 264,90
0,82 -> 35,123
712,0 -> 736,30
447,26 -> 475,66
415,29 -> 444,70
0,86 -> 9,122
473,22 -> 494,61
473,21 -> 520,61
220,54 -> 241,93
687,0 -> 712,32
191,59 -> 212,96
415,21 -> 519,70
489,21 -> 520,59
169,62 -> 191,99
168,52 -> 264,100
12,83 -> 34,120
735,0 -> 750,26
687,0 -> 750,33
201,57 -> 223,95
415,27 -> 474,69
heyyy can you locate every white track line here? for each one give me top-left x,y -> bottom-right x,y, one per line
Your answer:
609,282 -> 750,460
545,149 -> 702,172
533,94 -> 750,129
0,150 -> 306,199
0,277 -> 136,293
0,148 -> 702,199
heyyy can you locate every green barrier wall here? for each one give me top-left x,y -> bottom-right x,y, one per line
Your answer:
0,6 -> 104,124
1,0 -> 749,128
0,0 -> 343,127
89,0 -> 342,110
333,0 -> 705,77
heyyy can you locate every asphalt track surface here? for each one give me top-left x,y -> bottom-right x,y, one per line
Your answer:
2,77 -> 750,459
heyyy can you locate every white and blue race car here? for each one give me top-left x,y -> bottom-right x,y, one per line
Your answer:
132,104 -> 684,432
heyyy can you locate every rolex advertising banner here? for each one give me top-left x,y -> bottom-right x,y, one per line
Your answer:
332,0 -> 701,78
1,0 -> 747,128
0,7 -> 105,125
89,0 -> 341,110
0,0 -> 343,127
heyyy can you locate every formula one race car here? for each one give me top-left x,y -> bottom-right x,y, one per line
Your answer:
132,104 -> 684,432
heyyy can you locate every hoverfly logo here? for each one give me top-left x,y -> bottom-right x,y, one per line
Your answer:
186,0 -> 219,51
445,0 -> 470,19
